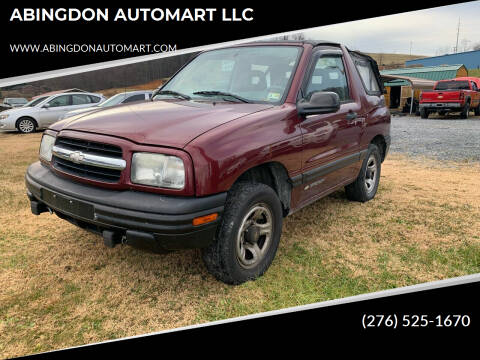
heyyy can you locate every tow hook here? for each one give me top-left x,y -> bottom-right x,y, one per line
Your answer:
102,230 -> 122,248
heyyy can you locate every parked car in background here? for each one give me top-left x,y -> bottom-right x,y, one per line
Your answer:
59,90 -> 152,120
26,41 -> 390,284
0,97 -> 28,111
0,92 -> 105,133
3,97 -> 28,108
419,77 -> 480,118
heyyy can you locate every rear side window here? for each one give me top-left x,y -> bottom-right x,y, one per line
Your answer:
89,95 -> 102,103
304,55 -> 351,101
123,94 -> 146,103
355,61 -> 381,94
72,94 -> 92,105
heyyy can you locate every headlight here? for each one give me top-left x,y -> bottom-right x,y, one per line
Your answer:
131,153 -> 185,189
0,114 -> 9,120
39,134 -> 56,162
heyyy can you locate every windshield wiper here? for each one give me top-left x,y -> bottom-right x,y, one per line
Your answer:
153,90 -> 191,100
193,91 -> 250,103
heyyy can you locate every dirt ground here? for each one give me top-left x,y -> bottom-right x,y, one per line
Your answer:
1,132 -> 479,358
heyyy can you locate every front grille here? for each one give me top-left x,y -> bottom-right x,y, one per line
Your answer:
55,137 -> 123,158
52,137 -> 123,183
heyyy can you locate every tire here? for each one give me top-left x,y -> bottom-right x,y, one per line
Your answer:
17,117 -> 36,133
202,182 -> 283,285
345,144 -> 381,202
460,102 -> 470,119
474,104 -> 480,116
420,108 -> 429,119
439,110 -> 446,116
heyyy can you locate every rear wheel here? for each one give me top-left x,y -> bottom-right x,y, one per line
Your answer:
420,108 -> 429,119
474,104 -> 480,116
345,144 -> 381,202
17,117 -> 36,134
202,182 -> 283,285
460,102 -> 470,119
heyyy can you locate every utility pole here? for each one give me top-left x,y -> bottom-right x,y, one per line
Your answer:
455,18 -> 460,53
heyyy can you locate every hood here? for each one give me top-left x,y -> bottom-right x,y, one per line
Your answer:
66,106 -> 100,116
52,100 -> 273,148
1,106 -> 38,116
62,106 -> 100,119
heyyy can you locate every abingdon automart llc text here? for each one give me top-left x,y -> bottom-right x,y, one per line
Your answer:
9,8 -> 254,22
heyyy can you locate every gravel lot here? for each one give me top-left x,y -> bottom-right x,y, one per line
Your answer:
390,114 -> 480,161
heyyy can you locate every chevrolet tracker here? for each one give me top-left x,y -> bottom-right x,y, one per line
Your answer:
25,41 -> 391,284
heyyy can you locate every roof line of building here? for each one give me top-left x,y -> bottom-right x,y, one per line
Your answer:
406,49 -> 480,63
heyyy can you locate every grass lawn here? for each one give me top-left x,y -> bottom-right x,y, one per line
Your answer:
1,132 -> 479,357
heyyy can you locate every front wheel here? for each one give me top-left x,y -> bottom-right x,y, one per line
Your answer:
474,104 -> 480,116
202,182 -> 283,285
17,118 -> 36,134
345,144 -> 381,202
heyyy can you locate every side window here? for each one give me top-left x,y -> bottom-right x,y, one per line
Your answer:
72,94 -> 92,105
123,94 -> 146,103
304,55 -> 350,101
89,95 -> 102,103
470,81 -> 477,91
47,95 -> 70,108
355,60 -> 381,95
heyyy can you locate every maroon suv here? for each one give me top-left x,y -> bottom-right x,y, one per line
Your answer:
26,41 -> 391,284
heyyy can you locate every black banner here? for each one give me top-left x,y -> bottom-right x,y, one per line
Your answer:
0,0 -> 470,78
22,278 -> 479,358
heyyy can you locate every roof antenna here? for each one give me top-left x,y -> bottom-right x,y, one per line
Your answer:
455,18 -> 460,53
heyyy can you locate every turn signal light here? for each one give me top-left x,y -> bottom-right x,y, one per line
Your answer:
193,213 -> 218,226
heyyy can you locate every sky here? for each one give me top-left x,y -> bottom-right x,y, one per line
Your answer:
296,1 -> 480,56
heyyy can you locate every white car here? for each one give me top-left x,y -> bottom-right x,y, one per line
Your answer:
0,92 -> 105,133
59,90 -> 153,120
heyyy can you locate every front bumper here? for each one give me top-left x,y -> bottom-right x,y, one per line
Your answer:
419,102 -> 462,111
0,120 -> 16,130
25,161 -> 226,252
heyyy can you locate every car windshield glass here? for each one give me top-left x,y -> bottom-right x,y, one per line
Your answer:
99,93 -> 128,107
156,46 -> 301,104
24,96 -> 49,107
435,81 -> 470,90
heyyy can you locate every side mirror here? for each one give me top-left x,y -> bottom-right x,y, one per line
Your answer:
42,103 -> 50,109
297,91 -> 340,117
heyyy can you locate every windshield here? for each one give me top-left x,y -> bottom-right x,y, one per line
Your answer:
435,81 -> 470,90
99,93 -> 129,107
23,96 -> 49,107
156,46 -> 301,104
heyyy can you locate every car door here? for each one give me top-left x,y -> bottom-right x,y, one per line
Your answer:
38,95 -> 72,126
298,51 -> 364,205
470,81 -> 480,108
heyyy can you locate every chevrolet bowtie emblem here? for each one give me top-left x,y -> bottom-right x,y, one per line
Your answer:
69,151 -> 85,163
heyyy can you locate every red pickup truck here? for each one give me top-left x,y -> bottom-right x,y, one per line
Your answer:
419,77 -> 480,118
25,41 -> 391,284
